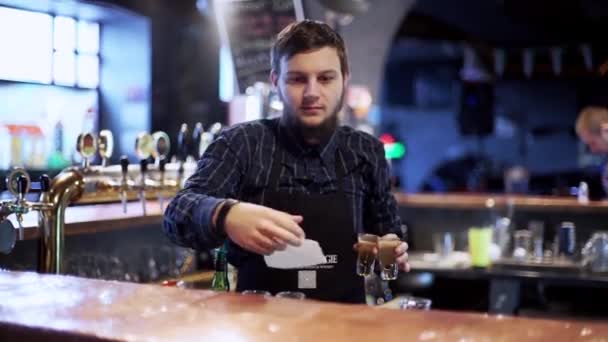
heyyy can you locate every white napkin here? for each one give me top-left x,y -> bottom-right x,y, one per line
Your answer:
264,239 -> 326,269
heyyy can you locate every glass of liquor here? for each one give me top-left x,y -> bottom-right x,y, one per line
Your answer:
356,233 -> 379,276
378,235 -> 402,280
276,291 -> 306,300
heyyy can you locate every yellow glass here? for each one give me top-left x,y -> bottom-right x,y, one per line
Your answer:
468,227 -> 492,267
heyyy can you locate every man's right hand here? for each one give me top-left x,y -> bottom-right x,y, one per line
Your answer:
223,202 -> 305,255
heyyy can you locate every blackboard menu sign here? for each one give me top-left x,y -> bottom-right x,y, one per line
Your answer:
217,0 -> 302,93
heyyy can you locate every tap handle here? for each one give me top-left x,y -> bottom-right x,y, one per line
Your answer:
177,123 -> 190,162
159,155 -> 167,173
192,122 -> 203,159
139,159 -> 148,216
39,174 -> 50,193
139,158 -> 148,174
120,155 -> 130,175
209,122 -> 223,139
17,175 -> 29,198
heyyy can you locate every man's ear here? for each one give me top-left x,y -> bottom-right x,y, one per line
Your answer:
270,70 -> 279,88
343,72 -> 350,88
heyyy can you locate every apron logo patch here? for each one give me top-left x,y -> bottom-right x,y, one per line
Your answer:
298,270 -> 317,289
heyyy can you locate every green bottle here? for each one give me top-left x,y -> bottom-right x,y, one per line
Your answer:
211,243 -> 230,292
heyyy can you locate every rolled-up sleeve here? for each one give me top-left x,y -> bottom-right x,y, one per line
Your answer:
163,130 -> 246,250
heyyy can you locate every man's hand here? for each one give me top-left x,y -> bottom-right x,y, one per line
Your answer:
395,239 -> 410,272
353,233 -> 410,272
224,202 -> 305,255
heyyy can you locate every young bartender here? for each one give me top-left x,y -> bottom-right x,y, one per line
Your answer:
163,20 -> 409,303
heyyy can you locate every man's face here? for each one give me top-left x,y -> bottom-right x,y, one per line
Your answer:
272,46 -> 347,132
579,130 -> 608,154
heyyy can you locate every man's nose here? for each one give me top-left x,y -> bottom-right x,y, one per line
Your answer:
303,79 -> 320,98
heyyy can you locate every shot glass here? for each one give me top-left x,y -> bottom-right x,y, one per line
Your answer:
378,235 -> 401,280
241,290 -> 272,298
276,291 -> 306,300
357,233 -> 379,276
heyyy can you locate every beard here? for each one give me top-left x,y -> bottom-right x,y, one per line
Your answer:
280,90 -> 345,145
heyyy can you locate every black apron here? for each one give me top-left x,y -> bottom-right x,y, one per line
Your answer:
230,141 -> 365,304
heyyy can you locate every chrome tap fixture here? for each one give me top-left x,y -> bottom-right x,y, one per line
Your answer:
98,130 -> 114,167
1,125 -> 200,273
1,168 -> 53,254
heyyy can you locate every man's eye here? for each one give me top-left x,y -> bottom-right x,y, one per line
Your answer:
287,77 -> 306,83
319,76 -> 334,83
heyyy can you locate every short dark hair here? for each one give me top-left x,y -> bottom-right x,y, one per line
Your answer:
271,20 -> 349,77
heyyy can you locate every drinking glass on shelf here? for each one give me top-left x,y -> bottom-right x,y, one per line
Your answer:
512,230 -> 532,261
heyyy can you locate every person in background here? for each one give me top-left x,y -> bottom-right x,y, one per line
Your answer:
162,20 -> 409,303
575,106 -> 608,197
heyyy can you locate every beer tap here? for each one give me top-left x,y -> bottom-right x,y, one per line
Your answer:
11,171 -> 31,241
0,169 -> 54,253
139,158 -> 148,216
135,132 -> 155,216
76,132 -> 97,169
120,156 -> 130,213
98,130 -> 114,167
192,122 -> 204,160
209,122 -> 223,139
157,156 -> 168,211
176,124 -> 190,184
153,131 -> 171,211
0,173 -> 16,254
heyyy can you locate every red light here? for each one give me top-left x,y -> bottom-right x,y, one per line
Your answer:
379,133 -> 395,144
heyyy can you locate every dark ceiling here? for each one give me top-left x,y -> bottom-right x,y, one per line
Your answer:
397,0 -> 608,48
392,0 -> 608,78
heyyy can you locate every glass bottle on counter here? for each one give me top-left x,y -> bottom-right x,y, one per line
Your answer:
211,242 -> 230,292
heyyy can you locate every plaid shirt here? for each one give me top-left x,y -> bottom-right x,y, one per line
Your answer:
163,118 -> 402,251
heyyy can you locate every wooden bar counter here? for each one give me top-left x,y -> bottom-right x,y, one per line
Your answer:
0,271 -> 606,341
